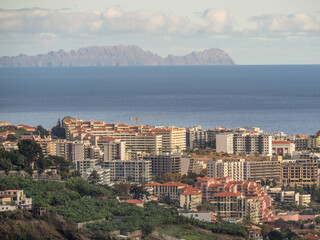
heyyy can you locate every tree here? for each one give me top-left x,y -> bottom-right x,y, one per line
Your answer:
36,125 -> 49,138
268,230 -> 284,240
6,134 -> 17,141
272,179 -> 277,187
199,168 -> 207,177
18,139 -> 43,166
51,119 -> 66,139
88,170 -> 100,185
113,182 -> 131,195
315,216 -> 320,224
130,185 -> 149,200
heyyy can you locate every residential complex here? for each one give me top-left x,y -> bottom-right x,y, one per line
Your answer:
272,140 -> 295,156
282,158 -> 318,187
216,128 -> 272,156
145,182 -> 202,211
207,158 -> 282,182
0,190 -> 32,212
196,176 -> 273,223
143,154 -> 181,176
101,160 -> 151,184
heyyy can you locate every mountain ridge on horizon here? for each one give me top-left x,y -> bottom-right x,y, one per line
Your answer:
0,45 -> 235,67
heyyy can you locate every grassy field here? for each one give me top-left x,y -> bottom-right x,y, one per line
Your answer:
159,224 -> 219,240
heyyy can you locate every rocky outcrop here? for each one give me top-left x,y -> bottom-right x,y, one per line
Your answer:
0,45 -> 235,67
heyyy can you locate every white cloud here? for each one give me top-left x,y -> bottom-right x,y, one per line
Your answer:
250,13 -> 320,33
37,32 -> 56,44
0,8 -> 201,36
203,9 -> 232,33
0,7 -> 318,44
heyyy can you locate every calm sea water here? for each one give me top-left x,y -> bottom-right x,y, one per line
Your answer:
0,65 -> 319,135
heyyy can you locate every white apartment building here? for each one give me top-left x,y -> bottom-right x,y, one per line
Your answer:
272,141 -> 295,156
216,130 -> 272,156
76,159 -> 98,173
0,190 -> 32,211
82,166 -> 111,185
216,134 -> 234,154
106,131 -> 163,154
208,158 -> 282,182
103,139 -> 126,161
101,160 -> 152,184
207,159 -> 245,181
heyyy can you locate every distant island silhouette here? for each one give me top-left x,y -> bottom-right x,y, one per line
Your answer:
0,45 -> 235,67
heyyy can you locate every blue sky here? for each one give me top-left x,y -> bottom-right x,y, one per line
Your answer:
0,0 -> 319,64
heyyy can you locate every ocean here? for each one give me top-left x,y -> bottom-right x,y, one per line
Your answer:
0,65 -> 319,135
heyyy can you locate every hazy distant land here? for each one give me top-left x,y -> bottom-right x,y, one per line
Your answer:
0,45 -> 235,67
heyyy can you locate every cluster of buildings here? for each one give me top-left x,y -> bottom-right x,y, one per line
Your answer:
145,176 -> 275,223
0,190 -> 32,212
207,152 -> 320,187
196,176 -> 273,223
1,118 -> 320,224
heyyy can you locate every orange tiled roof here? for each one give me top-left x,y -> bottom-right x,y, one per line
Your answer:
213,192 -> 242,197
124,199 -> 144,204
272,140 -> 292,144
163,182 -> 188,187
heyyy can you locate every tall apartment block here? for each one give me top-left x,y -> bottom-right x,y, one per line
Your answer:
289,135 -> 308,150
307,135 -> 320,149
216,130 -> 272,156
36,136 -> 56,157
101,160 -> 151,184
107,131 -> 163,154
282,158 -> 318,187
102,139 -> 126,161
207,158 -> 282,182
150,127 -> 186,153
186,126 -> 207,149
207,159 -> 245,181
143,154 -> 182,176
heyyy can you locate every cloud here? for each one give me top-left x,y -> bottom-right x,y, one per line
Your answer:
203,9 -> 232,33
0,7 -> 318,42
250,13 -> 320,34
0,8 -> 200,36
37,32 -> 56,44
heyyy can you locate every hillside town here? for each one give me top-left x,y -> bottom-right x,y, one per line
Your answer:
1,117 -> 320,239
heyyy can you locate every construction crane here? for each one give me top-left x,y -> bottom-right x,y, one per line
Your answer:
129,115 -> 165,125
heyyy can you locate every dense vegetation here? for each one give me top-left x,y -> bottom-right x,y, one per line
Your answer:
0,142 -> 71,178
51,119 -> 66,139
0,176 -> 250,238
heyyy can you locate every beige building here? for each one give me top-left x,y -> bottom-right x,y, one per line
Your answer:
179,187 -> 202,211
143,154 -> 181,176
145,182 -> 202,211
211,192 -> 260,224
37,136 -> 56,157
244,158 -> 282,182
307,135 -> 320,149
0,190 -> 32,211
282,159 -> 318,187
207,158 -> 282,182
272,140 -> 295,156
101,138 -> 126,161
216,134 -> 234,154
108,131 -> 162,154
150,127 -> 186,153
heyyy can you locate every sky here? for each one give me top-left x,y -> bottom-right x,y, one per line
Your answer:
0,0 -> 319,64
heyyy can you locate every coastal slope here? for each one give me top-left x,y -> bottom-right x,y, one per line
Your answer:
0,45 -> 235,67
